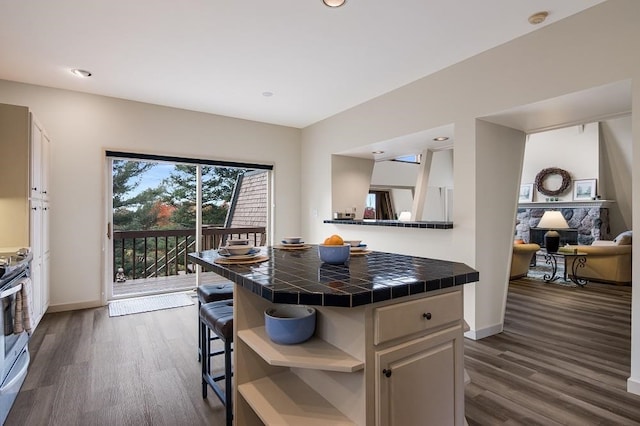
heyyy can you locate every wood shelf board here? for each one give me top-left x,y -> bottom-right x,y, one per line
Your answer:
238,371 -> 356,426
238,327 -> 364,373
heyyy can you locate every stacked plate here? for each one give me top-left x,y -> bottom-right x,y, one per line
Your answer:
281,237 -> 306,248
350,244 -> 368,253
218,247 -> 261,260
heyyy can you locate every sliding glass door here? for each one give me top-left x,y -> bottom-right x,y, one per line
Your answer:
104,152 -> 271,301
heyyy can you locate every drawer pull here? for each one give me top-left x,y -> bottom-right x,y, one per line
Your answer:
422,312 -> 432,320
382,369 -> 392,378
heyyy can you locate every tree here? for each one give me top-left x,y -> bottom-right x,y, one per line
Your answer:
112,160 -> 155,209
163,165 -> 245,227
112,160 -> 168,230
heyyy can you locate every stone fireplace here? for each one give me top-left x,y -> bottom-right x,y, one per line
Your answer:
515,200 -> 612,246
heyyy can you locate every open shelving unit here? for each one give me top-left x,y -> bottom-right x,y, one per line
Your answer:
238,327 -> 364,372
238,371 -> 356,425
235,285 -> 367,425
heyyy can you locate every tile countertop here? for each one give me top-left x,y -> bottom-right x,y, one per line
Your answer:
188,246 -> 479,308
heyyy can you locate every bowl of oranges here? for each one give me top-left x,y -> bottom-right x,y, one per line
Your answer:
318,234 -> 350,264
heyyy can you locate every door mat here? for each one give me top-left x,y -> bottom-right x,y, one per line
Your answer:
109,292 -> 194,317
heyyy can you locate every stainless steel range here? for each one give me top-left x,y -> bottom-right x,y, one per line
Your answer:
0,249 -> 32,425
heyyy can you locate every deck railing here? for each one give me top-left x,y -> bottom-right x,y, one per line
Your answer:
112,226 -> 266,281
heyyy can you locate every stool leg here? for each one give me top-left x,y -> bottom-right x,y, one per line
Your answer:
197,301 -> 202,362
201,319 -> 208,398
225,339 -> 233,426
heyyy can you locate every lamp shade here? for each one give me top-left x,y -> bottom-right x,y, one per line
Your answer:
537,211 -> 569,229
537,211 -> 569,253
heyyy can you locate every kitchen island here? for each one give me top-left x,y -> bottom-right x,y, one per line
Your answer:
189,247 -> 478,425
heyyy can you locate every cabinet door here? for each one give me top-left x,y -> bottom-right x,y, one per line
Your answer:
41,250 -> 50,315
29,201 -> 43,261
29,200 -> 46,327
376,326 -> 463,426
30,116 -> 43,200
40,130 -> 51,200
42,202 -> 50,255
30,254 -> 43,325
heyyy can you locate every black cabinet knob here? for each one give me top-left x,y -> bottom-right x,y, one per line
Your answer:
423,312 -> 432,320
382,369 -> 392,378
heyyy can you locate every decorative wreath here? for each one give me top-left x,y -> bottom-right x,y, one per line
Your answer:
534,167 -> 571,196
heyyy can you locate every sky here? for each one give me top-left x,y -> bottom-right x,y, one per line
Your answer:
135,163 -> 175,195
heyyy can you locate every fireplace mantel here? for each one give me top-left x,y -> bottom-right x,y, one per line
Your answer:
518,200 -> 615,209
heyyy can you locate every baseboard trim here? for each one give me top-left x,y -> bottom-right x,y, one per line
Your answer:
464,323 -> 503,340
47,300 -> 105,313
628,376 -> 640,396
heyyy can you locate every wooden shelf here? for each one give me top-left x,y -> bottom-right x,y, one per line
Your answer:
238,327 -> 364,373
238,371 -> 356,425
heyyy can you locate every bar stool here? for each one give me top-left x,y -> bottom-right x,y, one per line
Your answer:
197,282 -> 234,361
200,300 -> 234,426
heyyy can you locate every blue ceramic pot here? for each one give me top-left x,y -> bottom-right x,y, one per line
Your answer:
264,305 -> 316,345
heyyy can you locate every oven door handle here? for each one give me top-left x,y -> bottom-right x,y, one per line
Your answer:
0,282 -> 22,298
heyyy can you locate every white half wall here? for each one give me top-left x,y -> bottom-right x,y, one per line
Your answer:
471,120 -> 526,335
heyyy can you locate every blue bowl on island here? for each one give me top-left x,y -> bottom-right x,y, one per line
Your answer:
318,244 -> 351,265
264,305 -> 317,345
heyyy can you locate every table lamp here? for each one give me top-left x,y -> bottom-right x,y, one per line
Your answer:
537,210 -> 569,253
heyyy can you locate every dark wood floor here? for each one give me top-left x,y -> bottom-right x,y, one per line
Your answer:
465,278 -> 640,426
6,294 -> 226,425
7,278 -> 640,425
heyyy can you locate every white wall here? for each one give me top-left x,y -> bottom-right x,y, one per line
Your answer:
523,123 -> 600,201
601,115 -> 633,236
300,0 -> 640,394
331,155 -> 374,219
370,160 -> 418,187
0,80 -> 301,310
423,149 -> 453,221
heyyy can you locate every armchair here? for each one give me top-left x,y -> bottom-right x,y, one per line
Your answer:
562,231 -> 632,285
510,243 -> 540,280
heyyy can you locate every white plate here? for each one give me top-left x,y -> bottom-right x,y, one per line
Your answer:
281,241 -> 305,247
350,245 -> 368,252
219,248 -> 260,259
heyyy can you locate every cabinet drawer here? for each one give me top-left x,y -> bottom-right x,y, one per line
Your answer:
374,291 -> 462,345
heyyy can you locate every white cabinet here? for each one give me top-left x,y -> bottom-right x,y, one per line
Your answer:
376,326 -> 463,426
374,290 -> 465,426
28,115 -> 51,328
0,103 -> 51,330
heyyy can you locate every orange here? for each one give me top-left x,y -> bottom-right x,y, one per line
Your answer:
323,234 -> 344,245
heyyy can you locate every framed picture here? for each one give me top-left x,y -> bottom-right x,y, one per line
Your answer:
519,183 -> 533,202
573,179 -> 597,200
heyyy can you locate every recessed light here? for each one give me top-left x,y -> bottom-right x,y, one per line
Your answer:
528,11 -> 548,25
372,150 -> 385,155
262,91 -> 274,97
71,69 -> 92,78
433,136 -> 449,142
323,0 -> 346,8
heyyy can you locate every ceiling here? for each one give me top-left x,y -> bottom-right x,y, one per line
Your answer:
0,0 -> 607,129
